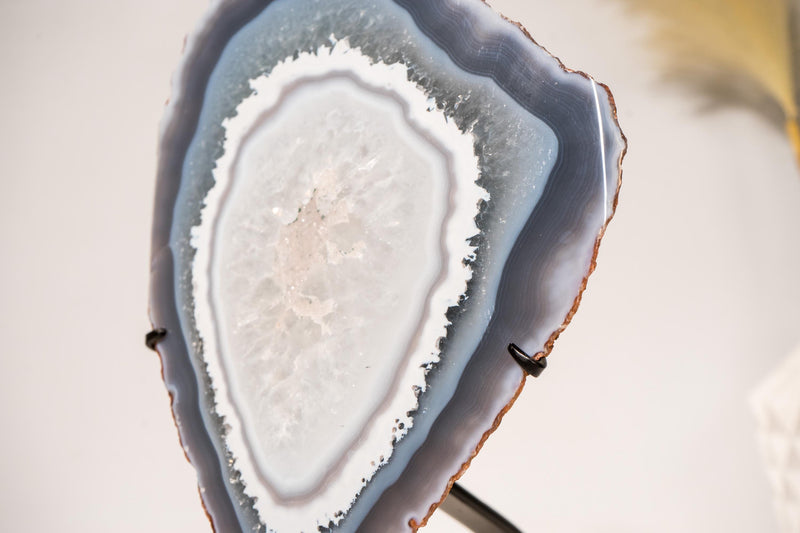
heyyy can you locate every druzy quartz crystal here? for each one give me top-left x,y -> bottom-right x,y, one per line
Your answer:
148,1 -> 626,531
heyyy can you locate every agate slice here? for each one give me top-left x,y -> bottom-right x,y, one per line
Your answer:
148,1 -> 625,531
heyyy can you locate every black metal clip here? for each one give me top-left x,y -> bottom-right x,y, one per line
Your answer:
145,328 -> 167,351
508,343 -> 547,377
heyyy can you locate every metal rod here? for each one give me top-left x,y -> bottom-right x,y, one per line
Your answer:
440,482 -> 523,533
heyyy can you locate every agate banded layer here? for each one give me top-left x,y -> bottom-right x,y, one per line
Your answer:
149,0 -> 625,531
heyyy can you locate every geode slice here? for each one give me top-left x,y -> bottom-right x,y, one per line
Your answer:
148,1 -> 625,531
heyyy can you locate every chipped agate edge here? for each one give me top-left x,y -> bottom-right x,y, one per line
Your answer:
148,0 -> 626,531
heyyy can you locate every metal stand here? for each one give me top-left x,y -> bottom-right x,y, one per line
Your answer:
145,332 -> 545,532
440,482 -> 522,533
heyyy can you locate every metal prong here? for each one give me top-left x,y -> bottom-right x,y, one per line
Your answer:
508,343 -> 547,377
145,328 -> 167,351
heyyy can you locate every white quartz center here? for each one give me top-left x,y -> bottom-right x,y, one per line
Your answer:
192,43 -> 484,531
218,77 -> 448,494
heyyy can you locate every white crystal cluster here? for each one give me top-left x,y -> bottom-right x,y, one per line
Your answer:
191,41 -> 485,531
751,343 -> 800,533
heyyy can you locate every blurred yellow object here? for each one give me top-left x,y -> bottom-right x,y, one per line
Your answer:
622,0 -> 800,165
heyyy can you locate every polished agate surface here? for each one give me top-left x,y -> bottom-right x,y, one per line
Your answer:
148,0 -> 625,531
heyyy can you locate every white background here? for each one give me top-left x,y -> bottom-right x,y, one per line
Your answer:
1,0 -> 798,531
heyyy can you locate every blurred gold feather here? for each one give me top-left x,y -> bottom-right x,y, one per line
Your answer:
620,0 -> 800,165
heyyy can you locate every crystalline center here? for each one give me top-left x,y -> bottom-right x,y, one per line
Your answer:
216,77 -> 449,494
192,47 -> 484,529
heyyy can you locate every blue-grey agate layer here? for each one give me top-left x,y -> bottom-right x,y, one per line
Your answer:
149,0 -> 625,531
